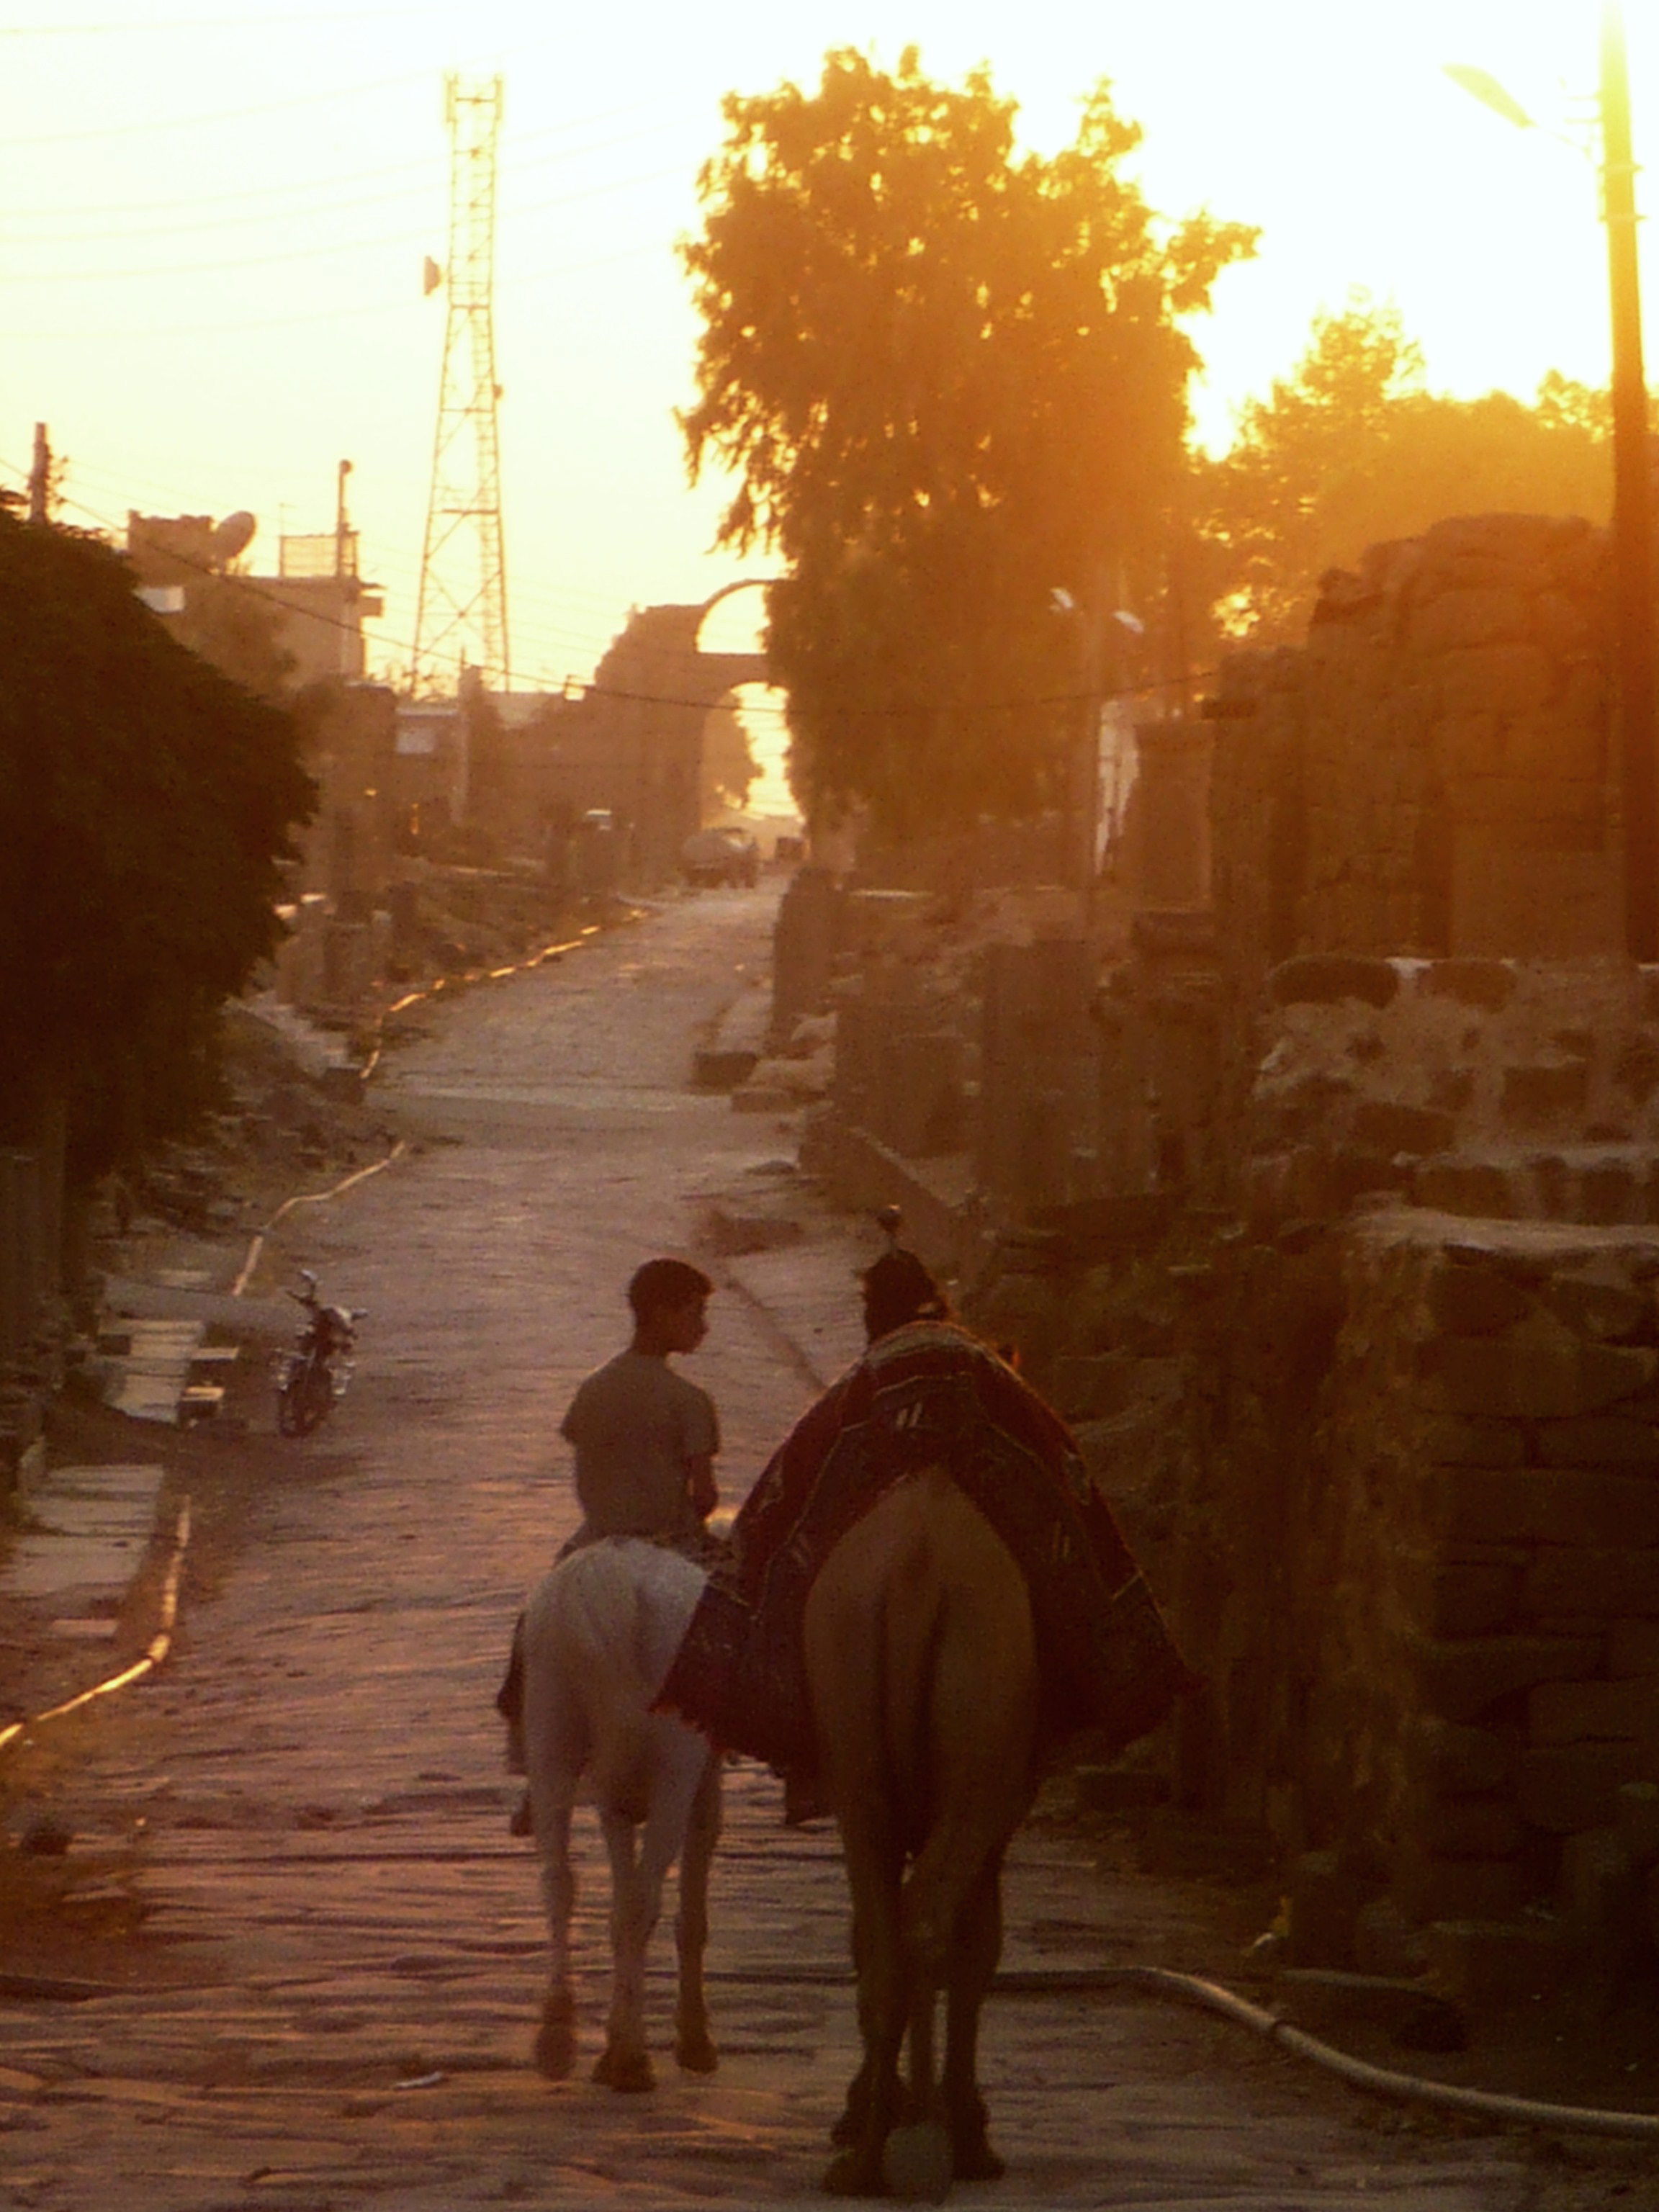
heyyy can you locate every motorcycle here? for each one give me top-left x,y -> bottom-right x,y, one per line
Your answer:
274,1270 -> 364,1437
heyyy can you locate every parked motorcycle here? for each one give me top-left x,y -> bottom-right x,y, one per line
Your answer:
274,1270 -> 364,1436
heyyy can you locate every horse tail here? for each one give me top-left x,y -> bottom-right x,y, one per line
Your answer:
577,1541 -> 706,1822
898,1525 -> 1038,1986
588,1583 -> 659,1822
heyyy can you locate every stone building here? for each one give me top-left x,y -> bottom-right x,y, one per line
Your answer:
520,591 -> 768,887
127,510 -> 384,691
789,508 -> 1659,2004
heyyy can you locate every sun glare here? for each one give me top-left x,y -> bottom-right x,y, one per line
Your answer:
0,2 -> 1647,688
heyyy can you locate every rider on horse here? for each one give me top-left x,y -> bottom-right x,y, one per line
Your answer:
657,1240 -> 1192,1816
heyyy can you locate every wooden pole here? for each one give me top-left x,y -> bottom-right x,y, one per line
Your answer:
1601,2 -> 1658,959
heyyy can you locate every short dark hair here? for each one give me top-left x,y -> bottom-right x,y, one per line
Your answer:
628,1256 -> 714,1321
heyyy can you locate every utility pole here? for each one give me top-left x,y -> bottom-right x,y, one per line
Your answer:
26,422 -> 50,525
1602,1 -> 1658,961
335,458 -> 354,678
413,71 -> 510,697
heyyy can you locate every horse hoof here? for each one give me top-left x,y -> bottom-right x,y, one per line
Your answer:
675,2026 -> 719,2074
533,2020 -> 575,2080
951,2135 -> 1004,2182
882,2122 -> 953,2203
823,2147 -> 889,2198
593,2045 -> 655,2093
831,2065 -> 873,2145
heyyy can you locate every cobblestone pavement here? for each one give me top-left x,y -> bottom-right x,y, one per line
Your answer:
0,889 -> 1552,2208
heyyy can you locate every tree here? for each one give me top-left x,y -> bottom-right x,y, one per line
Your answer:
701,698 -> 758,817
173,571 -> 297,702
680,48 -> 1254,839
1195,300 -> 1614,645
0,507 -> 315,1186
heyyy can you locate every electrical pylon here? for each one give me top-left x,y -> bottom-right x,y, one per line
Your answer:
413,71 -> 509,695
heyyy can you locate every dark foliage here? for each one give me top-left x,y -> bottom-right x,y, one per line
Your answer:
0,511 -> 315,1180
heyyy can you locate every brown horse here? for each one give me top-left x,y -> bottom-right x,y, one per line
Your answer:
803,1466 -> 1038,2200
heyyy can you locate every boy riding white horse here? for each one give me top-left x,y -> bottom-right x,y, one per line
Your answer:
499,1258 -> 726,2087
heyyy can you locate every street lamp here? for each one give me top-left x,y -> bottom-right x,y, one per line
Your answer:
1448,4 -> 1657,961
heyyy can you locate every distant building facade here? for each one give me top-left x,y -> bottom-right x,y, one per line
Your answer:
126,509 -> 384,691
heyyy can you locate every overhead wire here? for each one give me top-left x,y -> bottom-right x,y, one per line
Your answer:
0,7 -> 456,30
2,163 -> 693,285
0,63 -> 437,147
0,452 -> 766,707
0,96 -> 673,224
4,113 -> 683,243
9,451 -> 752,691
6,238 -> 667,341
0,459 -> 1197,723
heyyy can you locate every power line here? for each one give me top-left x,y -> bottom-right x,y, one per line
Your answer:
6,235 -> 666,340
1,162 -> 691,284
3,110 -> 677,239
0,8 -> 453,31
2,456 -> 1192,726
0,63 -> 434,147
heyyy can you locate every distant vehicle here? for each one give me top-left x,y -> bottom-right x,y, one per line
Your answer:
274,1270 -> 364,1437
682,824 -> 760,889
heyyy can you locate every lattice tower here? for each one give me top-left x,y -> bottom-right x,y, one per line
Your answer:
414,72 -> 509,694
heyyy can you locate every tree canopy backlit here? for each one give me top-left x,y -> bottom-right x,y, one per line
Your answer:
680,48 -> 1254,838
1195,300 -> 1614,647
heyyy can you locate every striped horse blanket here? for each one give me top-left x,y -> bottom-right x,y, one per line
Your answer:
656,1318 -> 1193,1774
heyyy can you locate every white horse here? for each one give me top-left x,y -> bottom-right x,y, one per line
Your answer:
518,1537 -> 720,2091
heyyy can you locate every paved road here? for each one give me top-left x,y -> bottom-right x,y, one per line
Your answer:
0,887 -> 1547,2208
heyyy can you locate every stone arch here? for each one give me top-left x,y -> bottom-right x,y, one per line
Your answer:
693,577 -> 771,662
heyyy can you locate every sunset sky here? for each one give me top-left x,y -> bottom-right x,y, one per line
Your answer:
1,0 -> 1650,744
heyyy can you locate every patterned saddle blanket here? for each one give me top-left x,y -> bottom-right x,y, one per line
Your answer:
656,1319 -> 1193,1773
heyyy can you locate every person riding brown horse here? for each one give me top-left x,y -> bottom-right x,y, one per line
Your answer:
658,1242 -> 1191,2193
657,1244 -> 1190,1816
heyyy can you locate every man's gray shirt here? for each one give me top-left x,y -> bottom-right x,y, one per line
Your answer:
560,1348 -> 719,1540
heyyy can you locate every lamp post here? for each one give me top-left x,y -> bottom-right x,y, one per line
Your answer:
1449,4 -> 1656,958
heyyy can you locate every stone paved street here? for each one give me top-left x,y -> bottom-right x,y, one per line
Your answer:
0,888 -> 1557,2208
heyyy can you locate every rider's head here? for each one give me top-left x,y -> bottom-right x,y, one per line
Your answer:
628,1257 -> 714,1356
860,1249 -> 948,1345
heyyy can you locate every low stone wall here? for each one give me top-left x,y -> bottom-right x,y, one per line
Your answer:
1310,1213 -> 1659,1969
962,1190 -> 1659,1985
795,886 -> 1107,1249
1161,1206 -> 1659,1984
1242,953 -> 1659,1228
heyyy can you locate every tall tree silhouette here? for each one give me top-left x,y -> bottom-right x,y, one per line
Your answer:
681,48 -> 1254,838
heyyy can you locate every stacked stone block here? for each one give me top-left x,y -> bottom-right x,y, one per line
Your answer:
1210,514 -> 1615,1014
1243,953 -> 1659,1228
1321,1215 -> 1659,1956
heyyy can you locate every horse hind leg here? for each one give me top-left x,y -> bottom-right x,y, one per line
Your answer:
875,1877 -> 952,2205
824,1835 -> 907,2198
532,1797 -> 578,2080
674,1752 -> 720,2074
593,1807 -> 655,2092
942,1857 -> 1006,2182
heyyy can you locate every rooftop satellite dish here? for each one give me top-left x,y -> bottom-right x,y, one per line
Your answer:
210,510 -> 256,565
